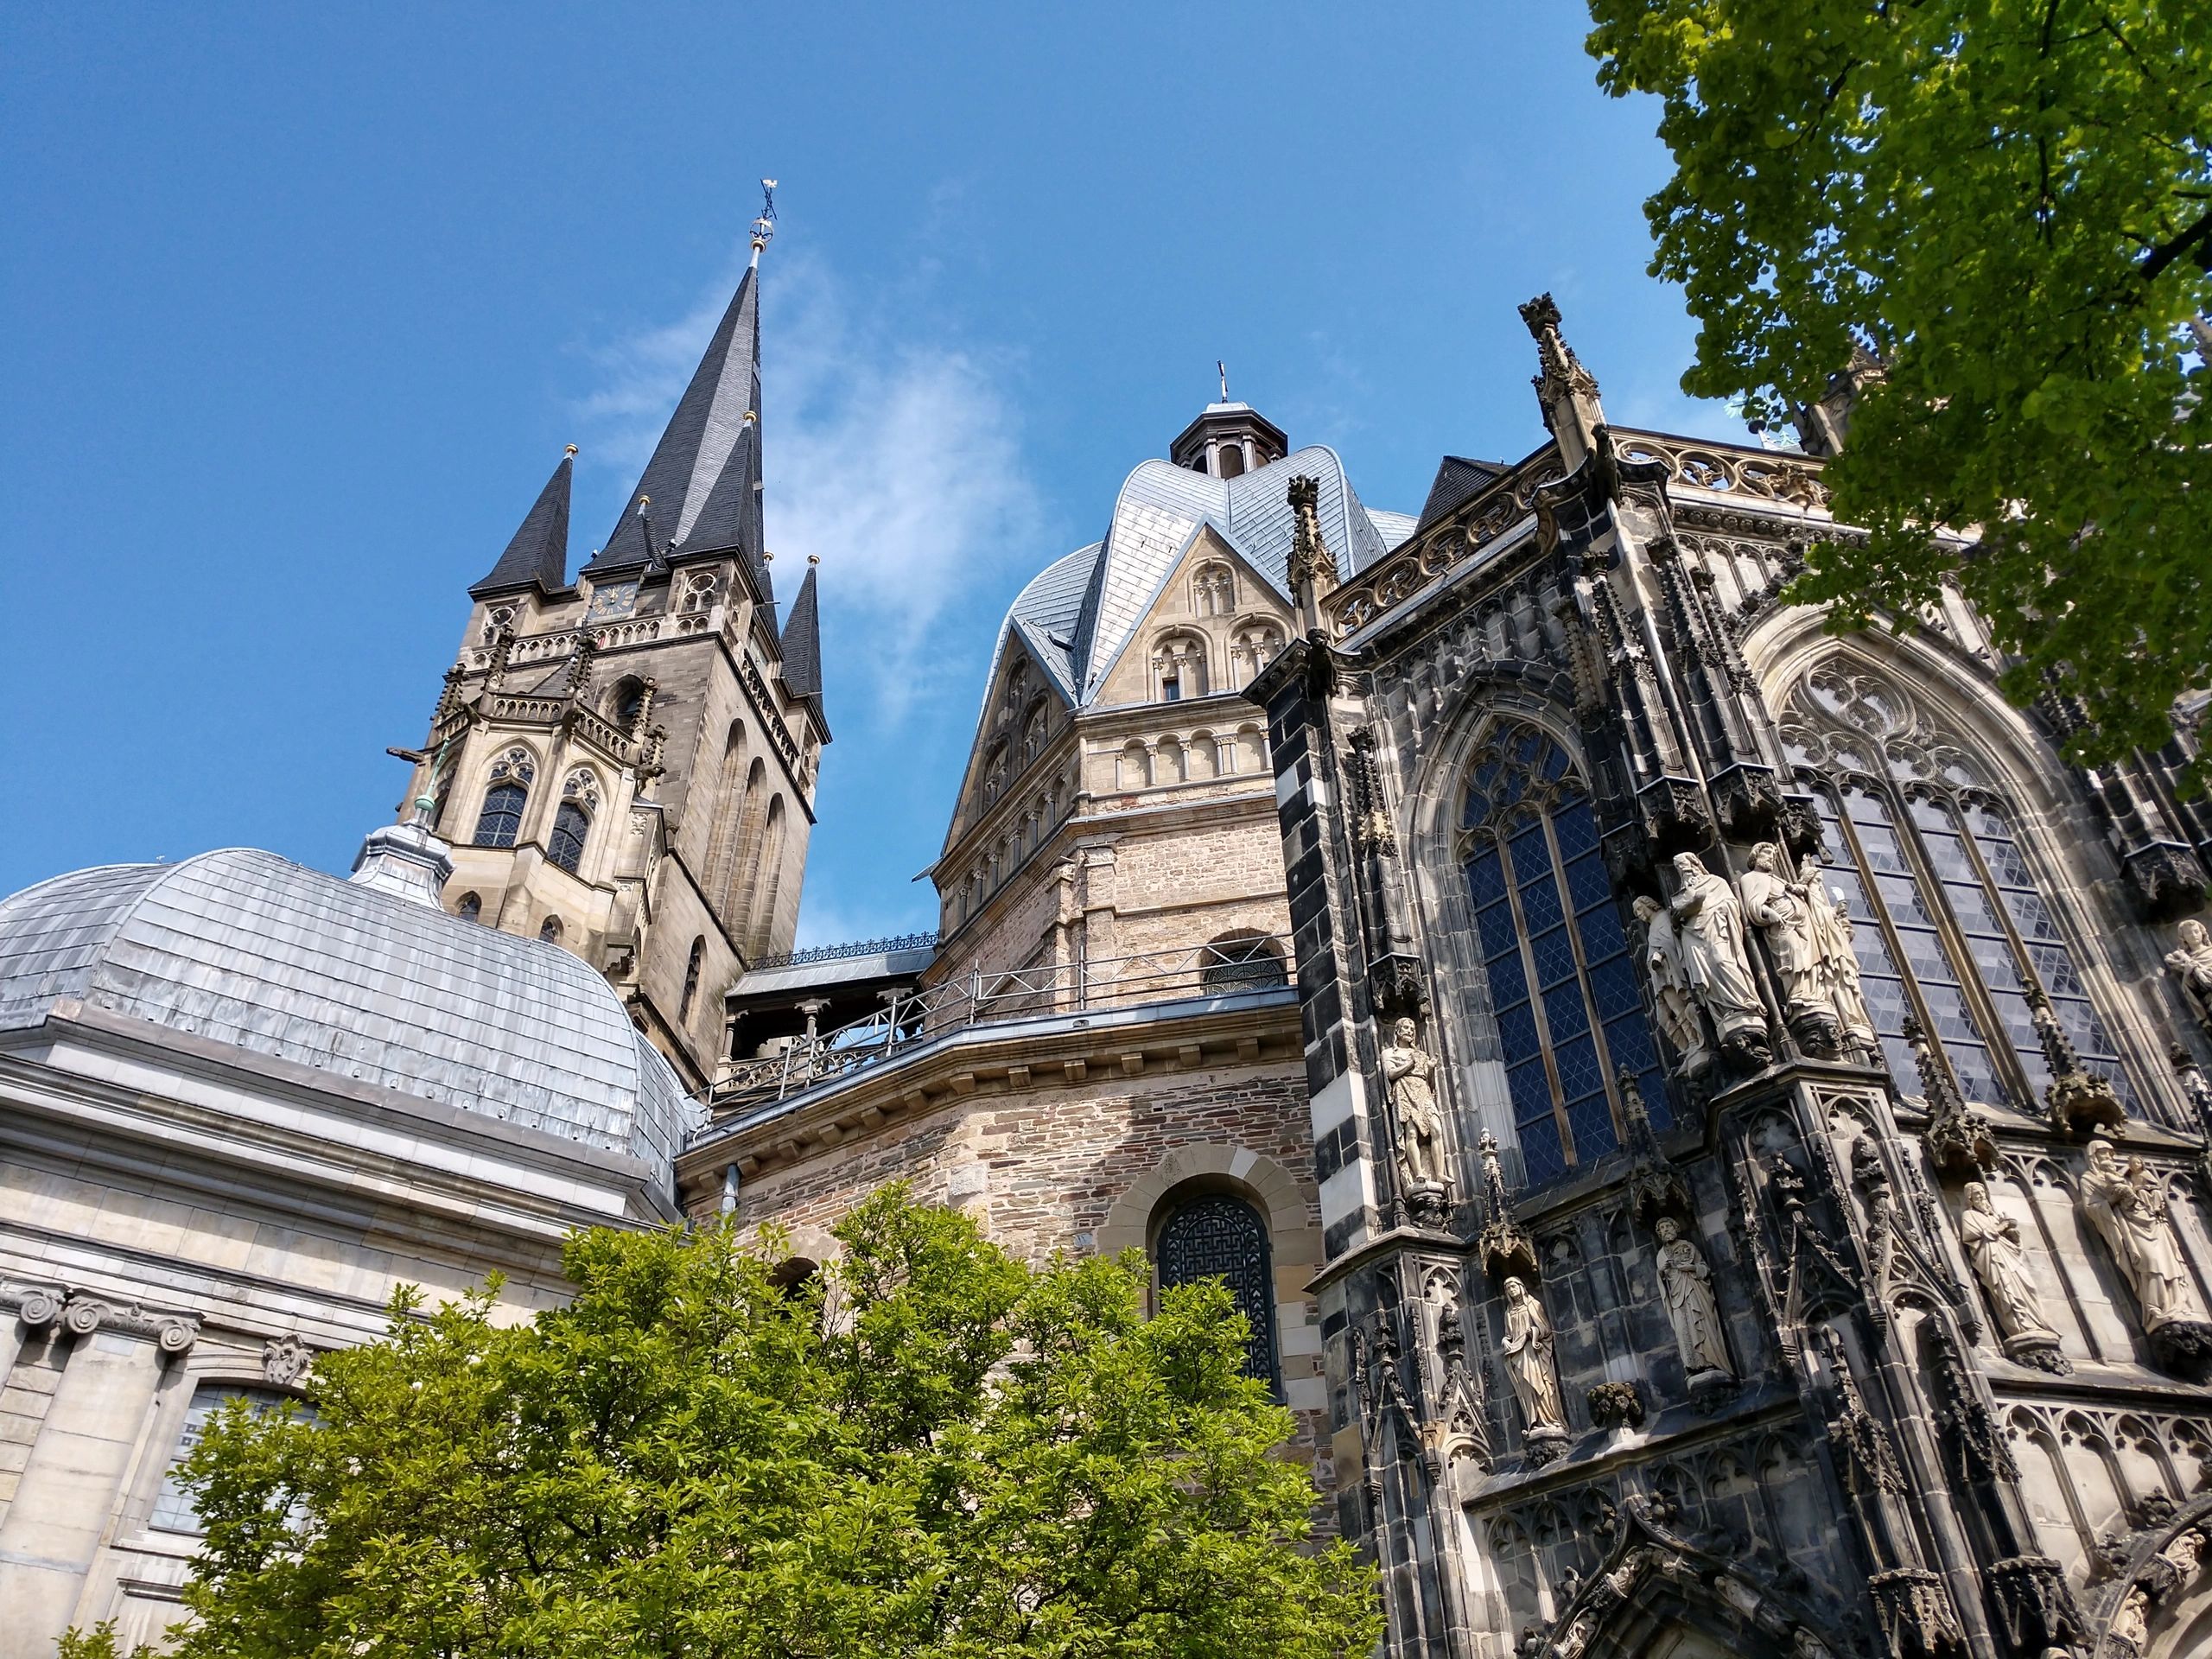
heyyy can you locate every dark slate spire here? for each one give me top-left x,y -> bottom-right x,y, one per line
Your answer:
469,448 -> 574,598
581,265 -> 764,582
779,556 -> 826,735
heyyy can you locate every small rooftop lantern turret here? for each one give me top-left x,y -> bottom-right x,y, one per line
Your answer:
1169,361 -> 1287,480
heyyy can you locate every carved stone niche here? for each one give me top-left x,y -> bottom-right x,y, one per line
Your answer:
2123,842 -> 2209,925
1637,775 -> 1717,856
1710,765 -> 1785,843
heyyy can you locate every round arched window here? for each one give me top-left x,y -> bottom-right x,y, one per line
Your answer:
1154,1192 -> 1280,1390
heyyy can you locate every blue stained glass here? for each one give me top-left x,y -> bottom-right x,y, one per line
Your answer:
1518,868 -> 1565,932
1544,982 -> 1590,1041
1605,1016 -> 1655,1072
1578,903 -> 1627,958
2005,890 -> 2063,942
1498,1001 -> 1540,1059
1520,1117 -> 1566,1185
1509,1057 -> 1554,1122
1566,852 -> 1612,913
1568,1096 -> 1618,1160
1466,849 -> 1508,906
1554,802 -> 1599,858
1541,741 -> 1569,780
1554,1034 -> 1603,1100
1590,957 -> 1640,1020
1531,927 -> 1577,987
1487,948 -> 1527,1009
1477,900 -> 1519,958
1639,1066 -> 1671,1130
1512,728 -> 1543,767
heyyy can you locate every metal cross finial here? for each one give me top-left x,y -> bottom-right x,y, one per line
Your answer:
751,178 -> 779,262
1217,359 -> 1229,403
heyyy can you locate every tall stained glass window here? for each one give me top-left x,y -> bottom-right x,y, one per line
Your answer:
1780,661 -> 2136,1113
1155,1192 -> 1281,1390
1460,722 -> 1664,1185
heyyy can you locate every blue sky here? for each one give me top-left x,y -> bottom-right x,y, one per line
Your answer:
1,4 -> 1732,944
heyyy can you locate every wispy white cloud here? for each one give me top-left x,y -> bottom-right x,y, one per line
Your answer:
571,243 -> 1043,726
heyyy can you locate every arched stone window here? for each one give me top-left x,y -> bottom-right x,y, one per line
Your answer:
1022,702 -> 1048,767
455,891 -> 482,922
1192,563 -> 1236,617
606,677 -> 649,733
1201,931 -> 1287,993
1779,658 -> 2138,1112
1460,721 -> 1662,1184
1154,1191 -> 1280,1388
549,802 -> 590,874
538,915 -> 563,943
1151,632 -> 1210,702
680,936 -> 704,1021
1230,620 -> 1285,684
473,748 -> 535,848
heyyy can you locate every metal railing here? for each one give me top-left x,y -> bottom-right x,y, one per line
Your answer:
703,934 -> 1293,1117
750,931 -> 940,971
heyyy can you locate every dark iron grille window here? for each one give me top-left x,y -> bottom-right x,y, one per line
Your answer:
1462,724 -> 1662,1186
1155,1193 -> 1280,1389
549,803 -> 590,874
1201,935 -> 1287,993
474,781 -> 527,849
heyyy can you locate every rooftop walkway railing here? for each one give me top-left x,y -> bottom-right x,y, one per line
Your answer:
702,933 -> 1293,1117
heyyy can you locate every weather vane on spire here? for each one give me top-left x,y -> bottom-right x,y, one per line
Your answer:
1217,359 -> 1229,403
751,179 -> 779,265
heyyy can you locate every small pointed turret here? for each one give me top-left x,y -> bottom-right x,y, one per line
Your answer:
469,448 -> 574,599
780,556 -> 828,737
1519,293 -> 1606,470
582,264 -> 765,582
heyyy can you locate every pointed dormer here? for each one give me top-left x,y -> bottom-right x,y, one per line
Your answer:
469,448 -> 574,599
780,556 -> 828,740
581,263 -> 765,584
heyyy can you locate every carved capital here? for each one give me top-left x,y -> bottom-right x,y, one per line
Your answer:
55,1293 -> 197,1354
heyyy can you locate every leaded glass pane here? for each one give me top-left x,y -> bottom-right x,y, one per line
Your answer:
1486,948 -> 1528,1010
1554,1033 -> 1603,1102
1476,899 -> 1518,959
1497,1001 -> 1540,1058
1553,799 -> 1599,858
1520,1116 -> 1566,1185
1542,982 -> 1590,1041
1518,866 -> 1565,933
473,781 -> 526,849
549,803 -> 590,874
1530,926 -> 1576,988
1467,848 -> 1508,906
1155,1195 -> 1280,1386
1567,1096 -> 1618,1161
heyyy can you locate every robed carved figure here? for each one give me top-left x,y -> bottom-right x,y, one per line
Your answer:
1652,1216 -> 1732,1378
2079,1140 -> 2208,1336
1633,893 -> 1707,1074
1381,1017 -> 1451,1199
1738,842 -> 1819,1018
2167,918 -> 2212,1039
1960,1180 -> 2063,1357
1499,1275 -> 1566,1437
1669,853 -> 1766,1056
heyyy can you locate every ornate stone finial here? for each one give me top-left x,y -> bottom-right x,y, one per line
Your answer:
2027,986 -> 2126,1136
564,625 -> 599,699
1618,1063 -> 1693,1229
1904,1014 -> 1997,1175
263,1333 -> 313,1388
1478,1130 -> 1538,1282
1517,292 -> 1604,464
1286,475 -> 1339,623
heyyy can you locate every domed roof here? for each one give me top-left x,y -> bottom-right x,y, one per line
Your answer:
988,443 -> 1415,713
0,847 -> 694,1176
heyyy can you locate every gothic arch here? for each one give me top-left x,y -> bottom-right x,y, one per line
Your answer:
1095,1144 -> 1318,1273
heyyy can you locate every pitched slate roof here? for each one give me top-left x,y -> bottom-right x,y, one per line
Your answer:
469,451 -> 573,598
582,266 -> 765,587
1415,454 -> 1509,531
779,560 -> 827,738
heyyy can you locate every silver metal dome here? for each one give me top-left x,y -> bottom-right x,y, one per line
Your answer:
0,848 -> 693,1174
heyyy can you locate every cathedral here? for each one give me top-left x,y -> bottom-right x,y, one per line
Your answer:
4,217 -> 2212,1659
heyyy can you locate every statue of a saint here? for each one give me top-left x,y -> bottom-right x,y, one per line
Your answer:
1499,1275 -> 1566,1433
1633,894 -> 1708,1073
1381,1017 -> 1450,1197
1652,1216 -> 1732,1377
1801,856 -> 1877,1046
2166,918 -> 2212,1038
2080,1140 -> 2209,1332
1738,842 -> 1818,1015
1959,1180 -> 2060,1348
1669,853 -> 1766,1049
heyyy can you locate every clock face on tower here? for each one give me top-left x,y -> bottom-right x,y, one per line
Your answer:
587,582 -> 639,623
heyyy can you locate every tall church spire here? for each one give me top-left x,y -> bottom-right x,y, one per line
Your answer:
469,447 -> 574,598
582,264 -> 765,582
779,555 -> 827,736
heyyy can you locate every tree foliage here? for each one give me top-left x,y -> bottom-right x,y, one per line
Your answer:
137,1188 -> 1376,1659
1585,0 -> 2212,766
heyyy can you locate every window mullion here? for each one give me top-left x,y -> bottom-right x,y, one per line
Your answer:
1541,802 -> 1620,1145
1497,831 -> 1576,1164
1891,785 -> 2037,1108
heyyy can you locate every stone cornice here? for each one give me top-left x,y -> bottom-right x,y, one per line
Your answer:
3,1279 -> 198,1353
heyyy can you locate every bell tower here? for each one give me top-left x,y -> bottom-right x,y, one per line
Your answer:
1168,365 -> 1288,480
396,188 -> 829,1090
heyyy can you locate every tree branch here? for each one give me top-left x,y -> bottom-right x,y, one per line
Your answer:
2141,208 -> 2212,281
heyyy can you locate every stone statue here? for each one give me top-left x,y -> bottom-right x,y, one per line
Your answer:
1652,1216 -> 1732,1377
1382,1016 -> 1451,1198
1738,842 -> 1818,1016
2080,1140 -> 2208,1332
1959,1180 -> 2060,1349
1802,856 -> 1877,1047
2166,918 -> 2212,1037
1669,853 -> 1767,1051
1633,894 -> 1708,1073
1499,1275 -> 1566,1433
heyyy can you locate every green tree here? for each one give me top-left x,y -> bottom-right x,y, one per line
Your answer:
130,1187 -> 1376,1659
1585,0 -> 2212,768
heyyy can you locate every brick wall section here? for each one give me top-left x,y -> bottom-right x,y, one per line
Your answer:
684,1057 -> 1338,1510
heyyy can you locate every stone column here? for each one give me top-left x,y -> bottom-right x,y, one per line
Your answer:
0,1296 -> 194,1656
